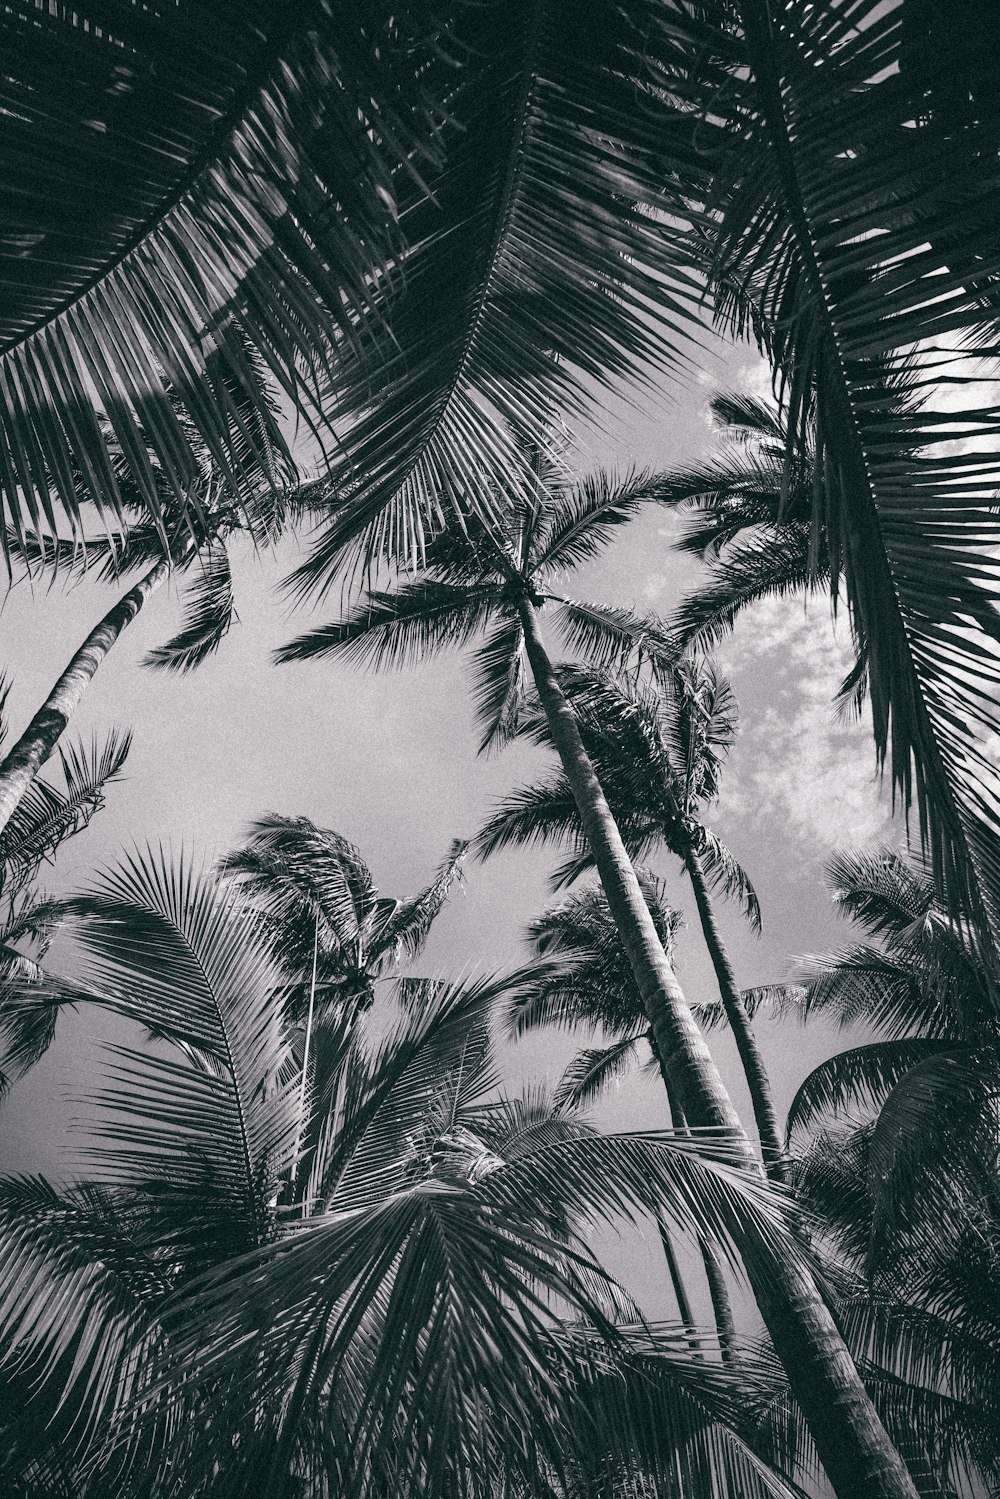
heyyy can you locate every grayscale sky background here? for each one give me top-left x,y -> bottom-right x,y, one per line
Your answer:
0,326 -> 896,1320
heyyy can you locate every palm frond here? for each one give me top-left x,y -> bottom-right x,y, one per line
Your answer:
707,0 -> 1000,945
0,728 -> 130,899
0,1176 -> 162,1464
373,839 -> 468,966
710,393 -> 786,443
0,2 -> 433,559
468,615 -> 528,754
143,545 -> 235,674
798,946 -> 934,1038
555,1037 -> 642,1111
553,598 -> 674,673
475,773 -> 584,863
697,828 -> 762,933
275,582 -> 497,672
283,0 -> 709,594
220,813 -> 377,978
786,1038 -> 962,1140
825,848 -> 934,938
63,848 -> 299,1254
670,529 -> 822,656
534,468 -> 674,574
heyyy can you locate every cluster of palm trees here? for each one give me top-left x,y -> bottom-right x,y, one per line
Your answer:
1,1 -> 999,1496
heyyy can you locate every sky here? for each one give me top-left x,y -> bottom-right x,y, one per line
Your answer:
0,329 -> 898,1325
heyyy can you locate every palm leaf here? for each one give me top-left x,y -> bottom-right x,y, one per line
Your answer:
0,728 -> 130,899
143,545 -> 235,674
274,582 -> 497,672
283,0 -> 708,594
670,529 -> 822,656
0,2 -> 433,558
786,1038 -> 962,1140
373,839 -> 468,966
63,848 -> 300,1257
704,0 -> 1000,944
467,616 -> 528,754
697,827 -> 762,933
554,1037 -> 642,1111
553,598 -> 674,673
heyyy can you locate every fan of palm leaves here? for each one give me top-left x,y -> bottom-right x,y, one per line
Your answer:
787,847 -> 1000,1280
277,464 -> 678,753
0,845 -> 799,1499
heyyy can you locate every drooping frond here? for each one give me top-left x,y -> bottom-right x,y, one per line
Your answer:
555,1037 -> 642,1111
697,827 -> 762,933
670,529 -> 822,656
283,0 -> 711,593
799,944 -> 962,1041
0,1176 -> 163,1473
786,1038 -> 962,1141
468,615 -> 528,754
220,813 -> 378,975
275,582 -> 497,672
709,392 -> 786,443
143,545 -> 235,674
553,598 -> 675,673
0,2 -> 435,560
825,848 -> 934,939
703,0 -> 1000,945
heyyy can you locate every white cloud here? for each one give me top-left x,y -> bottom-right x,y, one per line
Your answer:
717,597 -> 895,858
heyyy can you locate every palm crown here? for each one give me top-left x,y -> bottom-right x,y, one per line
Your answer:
220,813 -> 467,1019
477,657 -> 760,922
789,847 -> 999,1257
276,461 -> 674,750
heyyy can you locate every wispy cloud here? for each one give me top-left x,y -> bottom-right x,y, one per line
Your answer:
717,597 -> 895,858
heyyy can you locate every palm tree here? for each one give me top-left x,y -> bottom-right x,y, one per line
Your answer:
277,468 -> 922,1499
0,376 -> 294,838
477,658 -> 786,1177
0,706 -> 130,1092
220,813 -> 468,1022
505,873 -> 741,1366
0,846 -> 796,1499
786,847 -> 1000,1265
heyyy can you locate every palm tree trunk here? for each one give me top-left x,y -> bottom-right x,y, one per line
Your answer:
516,597 -> 918,1499
660,1059 -> 738,1366
0,558 -> 169,836
684,847 -> 787,1180
658,1220 -> 700,1346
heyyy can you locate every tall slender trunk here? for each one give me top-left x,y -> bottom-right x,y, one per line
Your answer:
658,1221 -> 700,1347
661,1056 -> 737,1365
0,559 -> 169,836
684,847 -> 787,1180
517,598 -> 918,1499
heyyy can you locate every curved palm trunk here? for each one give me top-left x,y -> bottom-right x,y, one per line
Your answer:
684,848 -> 787,1181
0,558 -> 169,836
517,598 -> 918,1499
